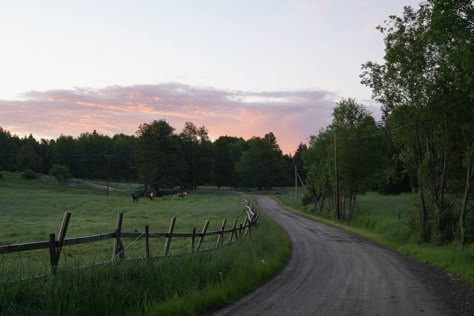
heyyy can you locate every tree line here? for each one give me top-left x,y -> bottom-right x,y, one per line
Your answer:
0,122 -> 300,191
303,0 -> 474,246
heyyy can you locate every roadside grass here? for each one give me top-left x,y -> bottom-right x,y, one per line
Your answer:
277,191 -> 474,282
0,172 -> 290,315
0,213 -> 290,316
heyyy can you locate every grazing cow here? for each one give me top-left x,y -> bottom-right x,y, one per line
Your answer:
132,193 -> 139,203
176,192 -> 188,198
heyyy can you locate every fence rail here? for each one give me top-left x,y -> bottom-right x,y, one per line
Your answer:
0,193 -> 259,275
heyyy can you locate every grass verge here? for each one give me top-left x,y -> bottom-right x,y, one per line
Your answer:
276,193 -> 474,282
0,207 -> 290,316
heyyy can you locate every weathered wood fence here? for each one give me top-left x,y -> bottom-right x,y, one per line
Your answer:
0,195 -> 259,274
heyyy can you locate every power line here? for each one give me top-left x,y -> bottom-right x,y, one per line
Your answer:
334,122 -> 418,140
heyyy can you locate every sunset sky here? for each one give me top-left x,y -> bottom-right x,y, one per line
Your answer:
0,0 -> 420,153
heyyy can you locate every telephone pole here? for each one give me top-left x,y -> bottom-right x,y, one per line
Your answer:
105,154 -> 113,197
334,132 -> 340,221
295,165 -> 298,208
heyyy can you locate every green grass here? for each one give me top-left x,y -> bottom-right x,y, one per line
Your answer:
0,172 -> 290,315
0,172 -> 257,281
0,214 -> 289,316
277,191 -> 474,282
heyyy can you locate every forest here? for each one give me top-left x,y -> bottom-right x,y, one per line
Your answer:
303,0 -> 474,246
0,122 -> 303,192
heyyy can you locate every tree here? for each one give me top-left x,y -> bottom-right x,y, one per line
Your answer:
136,120 -> 178,192
0,127 -> 18,171
16,142 -> 42,172
178,122 -> 211,189
361,1 -> 474,243
49,164 -> 72,183
303,99 -> 385,220
293,143 -> 308,183
237,135 -> 286,189
213,136 -> 244,189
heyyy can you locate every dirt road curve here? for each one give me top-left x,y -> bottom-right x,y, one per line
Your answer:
213,196 -> 472,316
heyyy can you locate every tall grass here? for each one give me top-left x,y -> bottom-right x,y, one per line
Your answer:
277,191 -> 474,281
0,214 -> 289,316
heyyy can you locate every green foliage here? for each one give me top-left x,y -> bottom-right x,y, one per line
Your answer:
303,99 -> 387,219
237,136 -> 287,189
213,136 -> 245,189
361,1 -> 474,244
22,169 -> 38,179
48,164 -> 72,183
16,138 -> 42,172
0,126 -> 18,171
136,120 -> 178,191
177,122 -> 213,189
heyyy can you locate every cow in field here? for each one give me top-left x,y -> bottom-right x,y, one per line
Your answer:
176,192 -> 188,198
132,193 -> 139,203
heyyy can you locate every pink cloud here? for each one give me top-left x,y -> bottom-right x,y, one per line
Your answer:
0,83 -> 354,154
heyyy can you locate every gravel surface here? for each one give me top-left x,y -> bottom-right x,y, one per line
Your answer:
212,196 -> 473,316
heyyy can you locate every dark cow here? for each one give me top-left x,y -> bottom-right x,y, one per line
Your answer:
132,193 -> 139,203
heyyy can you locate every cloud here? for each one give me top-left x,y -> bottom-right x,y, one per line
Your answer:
0,83 -> 353,153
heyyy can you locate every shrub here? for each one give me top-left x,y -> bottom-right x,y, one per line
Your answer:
49,164 -> 72,183
22,169 -> 38,179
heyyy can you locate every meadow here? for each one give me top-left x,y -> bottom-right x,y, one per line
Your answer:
277,190 -> 474,281
0,172 -> 290,315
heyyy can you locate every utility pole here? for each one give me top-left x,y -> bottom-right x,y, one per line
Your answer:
105,154 -> 113,197
334,132 -> 340,221
295,165 -> 298,208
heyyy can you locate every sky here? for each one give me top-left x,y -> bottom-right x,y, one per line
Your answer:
0,0 -> 421,153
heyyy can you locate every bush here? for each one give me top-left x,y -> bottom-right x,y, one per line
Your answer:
22,169 -> 38,179
49,164 -> 72,183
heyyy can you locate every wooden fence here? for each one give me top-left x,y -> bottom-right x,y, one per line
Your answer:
0,194 -> 259,274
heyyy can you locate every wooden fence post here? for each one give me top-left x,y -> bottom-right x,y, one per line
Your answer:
191,227 -> 196,253
216,219 -> 226,248
55,211 -> 71,267
241,218 -> 249,238
164,217 -> 176,256
48,233 -> 57,273
247,217 -> 252,237
112,212 -> 125,260
228,218 -> 238,244
196,220 -> 210,252
145,225 -> 150,259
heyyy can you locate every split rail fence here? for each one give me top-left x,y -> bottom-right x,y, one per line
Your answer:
0,194 -> 259,275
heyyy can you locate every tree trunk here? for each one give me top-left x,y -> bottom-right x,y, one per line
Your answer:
459,152 -> 473,248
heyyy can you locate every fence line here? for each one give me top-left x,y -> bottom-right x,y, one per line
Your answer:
0,193 -> 259,276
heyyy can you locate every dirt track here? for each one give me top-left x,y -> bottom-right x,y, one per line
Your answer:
213,196 -> 473,316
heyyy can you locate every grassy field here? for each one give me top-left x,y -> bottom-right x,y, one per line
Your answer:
277,191 -> 474,282
0,172 -> 290,315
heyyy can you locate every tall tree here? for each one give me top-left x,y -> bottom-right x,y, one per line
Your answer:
178,122 -> 211,189
136,120 -> 178,192
237,135 -> 286,189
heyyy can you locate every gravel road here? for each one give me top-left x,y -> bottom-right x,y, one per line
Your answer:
213,196 -> 473,316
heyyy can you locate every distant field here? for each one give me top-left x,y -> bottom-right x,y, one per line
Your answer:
0,172 -> 248,281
